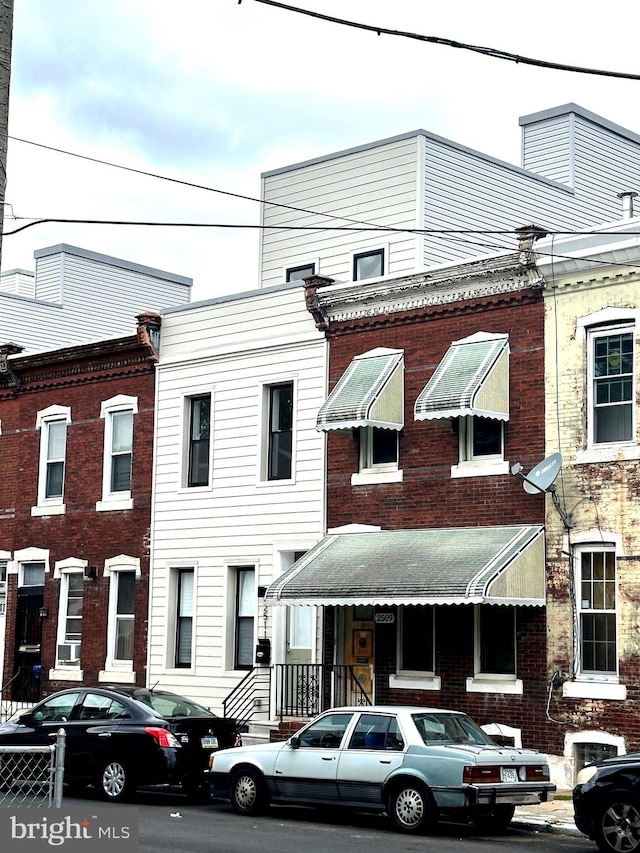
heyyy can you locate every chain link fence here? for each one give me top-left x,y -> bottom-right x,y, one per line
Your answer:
0,730 -> 65,808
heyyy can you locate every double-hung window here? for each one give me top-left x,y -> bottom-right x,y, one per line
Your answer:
577,548 -> 617,676
175,569 -> 194,668
398,606 -> 434,673
187,394 -> 211,487
266,382 -> 294,481
477,604 -> 515,676
34,405 -> 71,514
459,416 -> 503,463
98,395 -> 137,511
104,562 -> 137,673
56,569 -> 85,668
359,427 -> 399,473
589,326 -> 634,445
234,567 -> 255,670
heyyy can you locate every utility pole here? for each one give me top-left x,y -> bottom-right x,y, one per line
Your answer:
0,0 -> 14,270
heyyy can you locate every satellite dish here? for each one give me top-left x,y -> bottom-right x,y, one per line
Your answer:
523,452 -> 563,494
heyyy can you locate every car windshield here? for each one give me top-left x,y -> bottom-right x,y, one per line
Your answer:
412,712 -> 496,747
134,692 -> 216,718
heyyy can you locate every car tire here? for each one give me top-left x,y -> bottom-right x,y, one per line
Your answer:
230,767 -> 269,816
387,780 -> 436,834
473,804 -> 516,832
98,759 -> 133,802
593,792 -> 640,853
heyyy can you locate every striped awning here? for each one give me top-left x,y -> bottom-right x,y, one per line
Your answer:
316,348 -> 404,432
265,525 -> 545,607
414,333 -> 509,421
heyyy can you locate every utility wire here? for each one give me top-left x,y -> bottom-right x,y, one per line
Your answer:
246,0 -> 640,81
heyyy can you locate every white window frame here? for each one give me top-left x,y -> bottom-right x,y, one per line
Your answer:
466,604 -> 523,695
259,379 -> 296,485
452,416 -> 509,478
166,566 -> 195,671
574,544 -> 619,681
234,566 -> 256,671
33,405 -> 71,516
52,558 -> 87,678
97,395 -> 137,511
14,547 -> 49,587
100,555 -> 140,679
352,427 -> 403,486
587,323 -> 635,449
181,391 -> 213,489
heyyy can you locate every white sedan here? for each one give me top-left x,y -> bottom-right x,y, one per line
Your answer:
207,705 -> 555,834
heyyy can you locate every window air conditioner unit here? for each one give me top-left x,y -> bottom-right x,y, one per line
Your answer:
57,644 -> 80,664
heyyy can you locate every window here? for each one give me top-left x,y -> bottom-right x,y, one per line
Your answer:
353,249 -> 384,280
34,406 -> 71,513
297,712 -> 353,748
106,571 -> 135,670
589,327 -> 634,445
98,396 -> 137,510
360,427 -> 398,472
477,604 -> 515,676
56,571 -> 84,667
175,569 -> 194,668
267,382 -> 293,481
286,263 -> 315,282
0,558 -> 8,587
398,606 -> 434,672
187,394 -> 211,487
234,567 -> 255,670
348,714 -> 404,751
575,742 -> 618,773
459,416 -> 503,461
21,561 -> 45,587
577,548 -> 617,675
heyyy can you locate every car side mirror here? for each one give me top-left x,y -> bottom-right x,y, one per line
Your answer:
19,712 -> 33,726
289,735 -> 300,749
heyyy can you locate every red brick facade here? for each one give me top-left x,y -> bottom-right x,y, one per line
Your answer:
0,319 -> 158,700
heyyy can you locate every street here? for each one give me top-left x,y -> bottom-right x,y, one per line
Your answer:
66,791 -> 595,853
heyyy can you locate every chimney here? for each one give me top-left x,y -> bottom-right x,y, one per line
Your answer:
617,191 -> 638,219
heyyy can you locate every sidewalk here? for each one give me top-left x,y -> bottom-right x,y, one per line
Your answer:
513,794 -> 582,836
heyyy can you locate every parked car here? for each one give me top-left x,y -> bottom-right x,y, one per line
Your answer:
574,753 -> 640,852
0,686 -> 240,802
207,705 -> 555,834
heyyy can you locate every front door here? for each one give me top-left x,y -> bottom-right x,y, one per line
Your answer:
12,588 -> 44,701
344,606 -> 375,704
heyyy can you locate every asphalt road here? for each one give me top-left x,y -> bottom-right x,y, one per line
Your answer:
65,790 -> 596,853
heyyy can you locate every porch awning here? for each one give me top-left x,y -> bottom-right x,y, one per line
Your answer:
414,333 -> 509,421
316,348 -> 404,432
264,525 -> 545,607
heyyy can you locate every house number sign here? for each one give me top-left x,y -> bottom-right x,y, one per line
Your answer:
375,612 -> 395,624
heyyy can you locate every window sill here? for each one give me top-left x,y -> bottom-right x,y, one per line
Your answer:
99,670 -> 136,684
389,673 -> 441,691
96,497 -> 134,512
49,668 -> 83,682
576,445 -> 640,464
562,680 -> 627,700
31,504 -> 66,517
451,460 -> 510,479
351,469 -> 403,486
466,676 -> 523,695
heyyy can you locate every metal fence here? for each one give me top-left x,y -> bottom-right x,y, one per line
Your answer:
0,730 -> 65,808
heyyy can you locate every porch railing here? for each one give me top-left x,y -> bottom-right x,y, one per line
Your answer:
222,664 -> 372,726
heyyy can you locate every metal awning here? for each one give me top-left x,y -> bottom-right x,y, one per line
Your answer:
265,525 -> 545,607
414,333 -> 509,421
316,348 -> 404,432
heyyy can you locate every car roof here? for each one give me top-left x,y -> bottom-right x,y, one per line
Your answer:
323,706 -> 465,715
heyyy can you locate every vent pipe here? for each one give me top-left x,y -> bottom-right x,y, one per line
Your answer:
617,191 -> 638,219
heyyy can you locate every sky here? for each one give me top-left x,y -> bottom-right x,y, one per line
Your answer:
3,0 -> 640,304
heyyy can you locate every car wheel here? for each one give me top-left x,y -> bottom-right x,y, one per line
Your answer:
98,759 -> 133,802
230,767 -> 268,816
594,793 -> 640,853
473,804 -> 516,832
387,781 -> 436,834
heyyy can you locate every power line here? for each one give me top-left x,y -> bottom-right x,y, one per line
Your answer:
245,0 -> 640,81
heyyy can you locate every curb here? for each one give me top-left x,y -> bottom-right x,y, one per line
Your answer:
512,815 -> 583,836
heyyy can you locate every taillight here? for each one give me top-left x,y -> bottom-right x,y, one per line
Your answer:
145,727 -> 180,748
463,765 -> 501,784
525,765 -> 550,782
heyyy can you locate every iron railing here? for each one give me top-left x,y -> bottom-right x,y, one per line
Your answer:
222,667 -> 271,729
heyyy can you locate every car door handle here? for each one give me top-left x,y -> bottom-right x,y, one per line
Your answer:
98,732 -> 111,738
321,756 -> 335,761
379,759 -> 392,764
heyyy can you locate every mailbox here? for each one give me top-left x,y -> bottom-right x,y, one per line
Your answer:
255,637 -> 271,665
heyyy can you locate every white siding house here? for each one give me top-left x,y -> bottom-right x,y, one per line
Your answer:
260,103 -> 640,287
0,244 -> 192,354
148,282 -> 326,716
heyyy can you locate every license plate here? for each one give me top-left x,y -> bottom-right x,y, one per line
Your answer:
201,736 -> 219,749
501,767 -> 518,783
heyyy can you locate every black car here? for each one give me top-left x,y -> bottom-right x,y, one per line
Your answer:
0,686 -> 240,802
573,753 -> 640,852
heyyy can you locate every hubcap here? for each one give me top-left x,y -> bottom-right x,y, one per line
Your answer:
395,787 -> 424,827
602,802 -> 640,852
103,763 -> 126,798
234,775 -> 257,810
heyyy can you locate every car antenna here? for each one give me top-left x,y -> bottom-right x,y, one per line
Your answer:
149,680 -> 160,692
